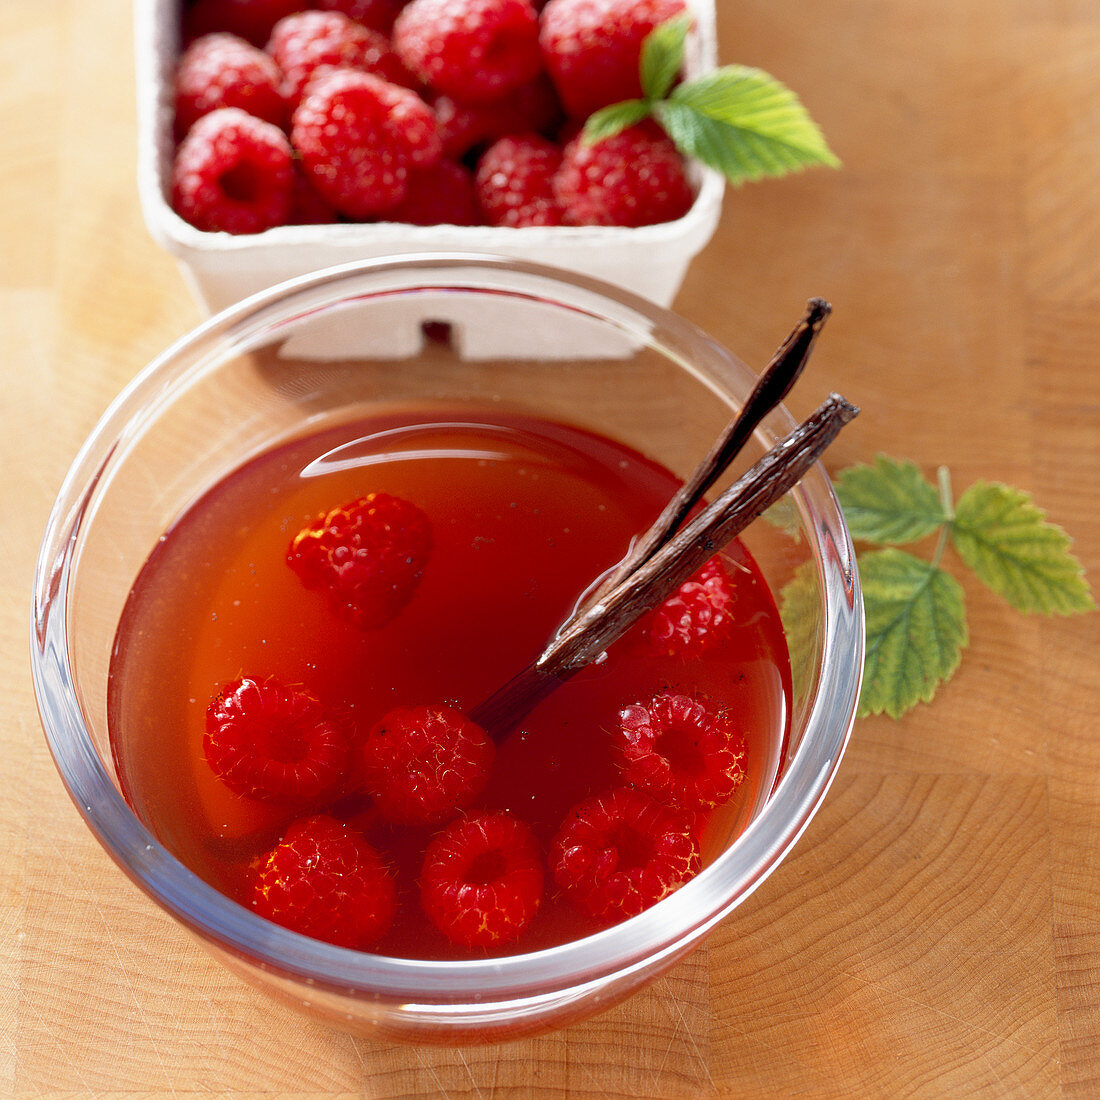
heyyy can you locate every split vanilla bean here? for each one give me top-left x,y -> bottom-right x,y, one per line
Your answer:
470,392 -> 859,736
581,297 -> 831,610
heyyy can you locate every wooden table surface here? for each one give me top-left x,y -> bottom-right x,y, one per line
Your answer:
4,1 -> 1098,1095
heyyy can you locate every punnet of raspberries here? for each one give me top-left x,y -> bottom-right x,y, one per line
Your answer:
167,0 -> 702,232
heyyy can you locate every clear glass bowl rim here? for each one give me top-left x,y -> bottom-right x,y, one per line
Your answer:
31,252 -> 863,1005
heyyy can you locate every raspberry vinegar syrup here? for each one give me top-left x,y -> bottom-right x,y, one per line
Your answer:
108,406 -> 792,959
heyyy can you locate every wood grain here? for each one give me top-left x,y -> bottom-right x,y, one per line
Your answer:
3,1 -> 1098,1096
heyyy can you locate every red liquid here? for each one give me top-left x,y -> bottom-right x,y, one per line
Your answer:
108,408 -> 791,958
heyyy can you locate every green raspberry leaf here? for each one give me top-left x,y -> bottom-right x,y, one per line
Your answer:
836,456 -> 949,545
858,548 -> 968,719
951,482 -> 1096,614
640,13 -> 692,101
654,65 -> 841,186
582,99 -> 654,146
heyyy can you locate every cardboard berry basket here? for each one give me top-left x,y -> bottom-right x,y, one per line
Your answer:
134,0 -> 724,357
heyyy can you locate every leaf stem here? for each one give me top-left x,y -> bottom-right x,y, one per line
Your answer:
932,465 -> 955,569
937,465 -> 955,517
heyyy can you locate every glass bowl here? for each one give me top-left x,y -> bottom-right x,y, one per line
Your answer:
31,254 -> 863,1044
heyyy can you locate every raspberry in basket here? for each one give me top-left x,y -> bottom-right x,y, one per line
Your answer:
174,32 -> 285,137
287,166 -> 340,224
475,134 -> 564,227
555,122 -> 694,226
291,68 -> 442,219
432,75 -> 561,158
170,107 -> 294,234
394,0 -> 543,105
266,9 -> 415,106
387,159 -> 481,225
539,0 -> 688,119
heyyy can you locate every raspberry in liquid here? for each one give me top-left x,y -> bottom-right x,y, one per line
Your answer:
108,407 -> 791,959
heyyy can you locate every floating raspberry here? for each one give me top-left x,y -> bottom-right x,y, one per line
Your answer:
360,705 -> 494,825
394,0 -> 543,105
251,814 -> 396,948
291,69 -> 442,219
432,75 -> 561,158
555,122 -> 693,226
421,812 -> 543,947
647,556 -> 738,657
387,159 -> 480,225
616,692 -> 746,810
174,33 -> 285,138
287,491 -> 432,630
539,0 -> 688,119
267,10 -> 415,107
549,786 -> 701,920
316,0 -> 407,35
171,107 -> 294,234
204,676 -> 352,802
475,134 -> 564,227
183,0 -> 303,48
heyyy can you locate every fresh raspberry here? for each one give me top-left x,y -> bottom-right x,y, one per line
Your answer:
475,134 -> 564,226
287,491 -> 432,629
386,159 -> 480,225
251,814 -> 396,948
432,75 -> 561,158
266,10 -> 416,107
360,704 -> 494,825
182,0 -> 303,48
171,107 -> 294,234
616,693 -> 747,810
291,69 -> 442,219
317,0 -> 408,35
288,166 -> 341,224
555,122 -> 694,226
174,33 -> 285,138
539,0 -> 688,119
421,812 -> 543,947
549,786 -> 701,920
394,0 -> 543,105
204,676 -> 352,802
646,556 -> 738,657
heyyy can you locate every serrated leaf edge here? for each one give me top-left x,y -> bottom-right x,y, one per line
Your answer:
836,454 -> 948,546
668,65 -> 840,170
857,549 -> 968,720
950,481 -> 1096,615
